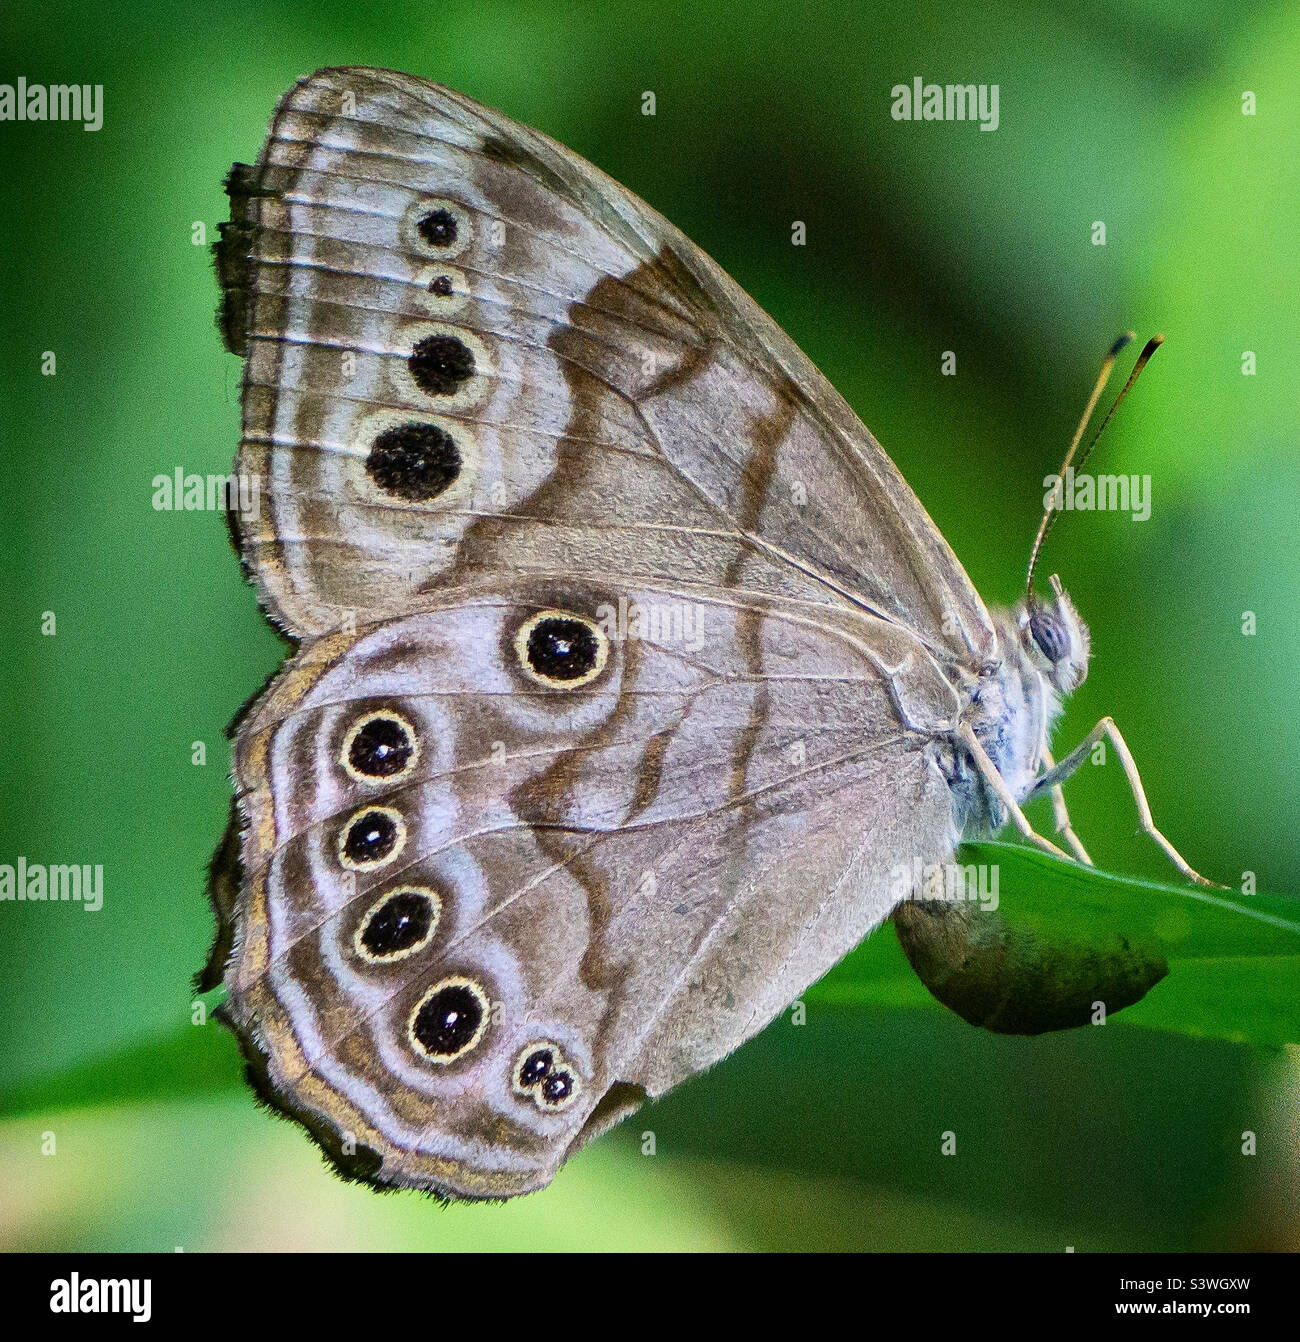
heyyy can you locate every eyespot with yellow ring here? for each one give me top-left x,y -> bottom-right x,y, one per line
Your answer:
353,885 -> 441,963
402,197 -> 473,261
511,1041 -> 582,1111
513,610 -> 609,689
511,1042 -> 560,1097
408,976 -> 490,1063
340,710 -> 419,784
337,805 -> 407,871
387,321 -> 492,415
538,1066 -> 580,1111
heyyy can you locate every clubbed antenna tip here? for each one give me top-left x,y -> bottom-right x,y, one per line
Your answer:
1026,331 -> 1163,598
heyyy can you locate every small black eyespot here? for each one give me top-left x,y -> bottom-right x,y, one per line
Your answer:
412,981 -> 486,1058
342,808 -> 400,866
541,1069 -> 575,1106
517,1048 -> 554,1089
417,208 -> 458,247
358,889 -> 436,959
409,334 -> 475,396
347,715 -> 414,779
525,616 -> 601,683
1029,609 -> 1069,663
366,423 -> 461,501
429,275 -> 453,296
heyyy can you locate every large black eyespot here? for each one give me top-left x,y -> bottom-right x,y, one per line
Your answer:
528,618 -> 597,680
515,611 -> 607,688
339,807 -> 404,869
417,207 -> 458,247
410,978 -> 489,1062
356,887 -> 439,961
429,275 -> 454,296
366,422 -> 461,501
1029,608 -> 1069,663
409,334 -> 475,396
343,712 -> 417,781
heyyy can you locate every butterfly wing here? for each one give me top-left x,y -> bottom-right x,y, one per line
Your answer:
216,578 -> 958,1197
212,67 -> 985,1196
217,66 -> 995,670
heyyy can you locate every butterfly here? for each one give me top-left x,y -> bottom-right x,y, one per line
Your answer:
204,67 -> 1212,1199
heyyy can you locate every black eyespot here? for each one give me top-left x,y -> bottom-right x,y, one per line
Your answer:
341,808 -> 401,867
1029,609 -> 1069,663
417,208 -> 458,247
541,1069 -> 575,1107
358,889 -> 437,959
525,616 -> 601,683
429,275 -> 453,296
517,1048 -> 554,1089
409,334 -> 475,396
366,423 -> 461,501
411,980 -> 487,1059
346,714 -> 415,779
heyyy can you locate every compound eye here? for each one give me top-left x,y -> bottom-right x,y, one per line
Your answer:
1029,608 -> 1068,663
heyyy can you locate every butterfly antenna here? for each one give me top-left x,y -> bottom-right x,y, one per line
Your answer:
1026,331 -> 1163,598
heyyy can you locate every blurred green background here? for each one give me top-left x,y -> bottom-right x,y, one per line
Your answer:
2,0 -> 1297,1250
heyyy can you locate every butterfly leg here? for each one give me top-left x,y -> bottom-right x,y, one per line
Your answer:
956,722 -> 1070,860
1039,748 -> 1093,864
1029,717 -> 1222,888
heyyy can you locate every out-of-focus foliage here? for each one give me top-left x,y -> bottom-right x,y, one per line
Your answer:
1,0 -> 1296,1251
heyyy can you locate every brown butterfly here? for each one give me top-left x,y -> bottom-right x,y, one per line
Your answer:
205,67 -> 1211,1199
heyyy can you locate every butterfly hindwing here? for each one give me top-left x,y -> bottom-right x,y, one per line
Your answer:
219,578 -> 957,1196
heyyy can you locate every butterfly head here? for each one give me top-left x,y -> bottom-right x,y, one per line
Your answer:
1018,573 -> 1090,693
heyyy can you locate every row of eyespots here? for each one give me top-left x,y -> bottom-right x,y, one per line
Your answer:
335,843 -> 585,1090
332,703 -> 496,1064
347,874 -> 489,1065
338,712 -> 419,879
349,889 -> 489,1066
335,619 -> 609,780
363,203 -> 475,504
333,684 -> 592,1082
348,885 -> 485,1063
337,850 -> 585,1089
512,1041 -> 581,1111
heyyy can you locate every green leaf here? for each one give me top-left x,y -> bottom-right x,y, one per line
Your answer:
0,1019 -> 242,1121
811,842 -> 1300,1047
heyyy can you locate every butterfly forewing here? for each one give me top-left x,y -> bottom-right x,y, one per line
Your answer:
222,67 -> 994,664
